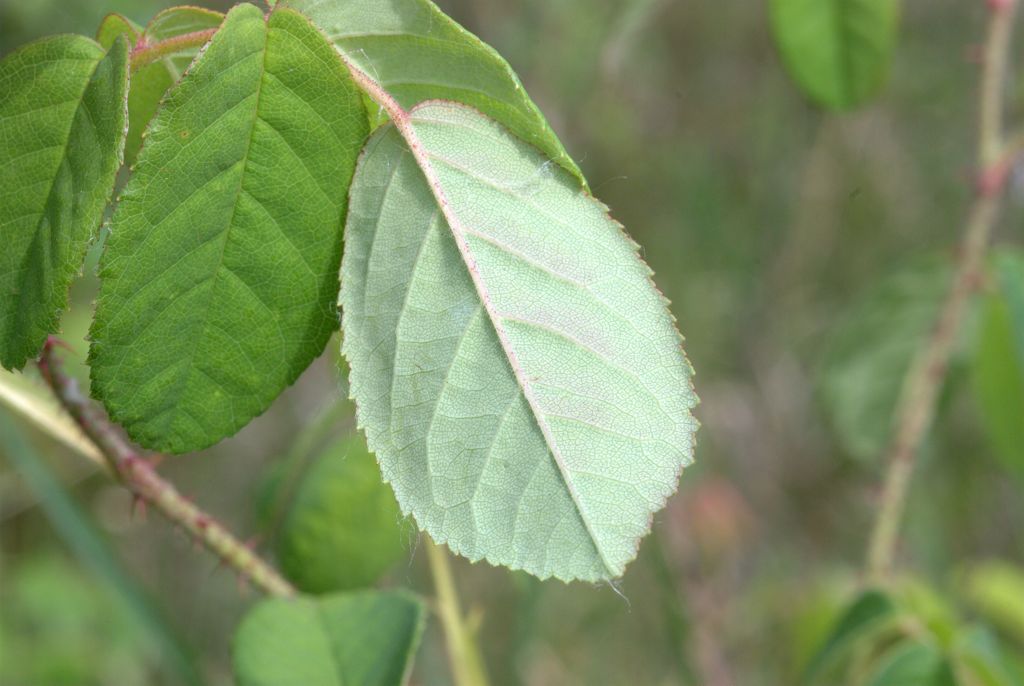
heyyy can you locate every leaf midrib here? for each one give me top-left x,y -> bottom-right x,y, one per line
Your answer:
153,31 -> 270,441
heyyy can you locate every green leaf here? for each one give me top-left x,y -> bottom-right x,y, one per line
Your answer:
96,13 -> 142,48
770,0 -> 899,110
276,435 -> 406,594
100,7 -> 225,166
89,4 -> 369,453
820,258 -> 956,461
867,643 -> 957,686
0,413 -> 202,685
341,101 -> 697,582
0,35 -> 129,370
954,626 -> 1024,686
233,591 -> 425,686
281,0 -> 585,185
973,253 -> 1024,477
963,561 -> 1024,646
804,589 -> 900,682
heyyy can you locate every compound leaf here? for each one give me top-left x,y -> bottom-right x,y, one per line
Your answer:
281,0 -> 585,184
341,101 -> 697,582
233,590 -> 425,686
770,0 -> 899,110
90,4 -> 369,453
0,35 -> 129,370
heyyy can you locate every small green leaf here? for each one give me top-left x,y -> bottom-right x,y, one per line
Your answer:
0,35 -> 129,370
820,258 -> 956,461
233,591 -> 425,686
867,643 -> 957,686
770,0 -> 899,110
804,589 -> 900,682
276,435 -> 406,594
89,4 -> 369,453
96,13 -> 142,49
342,102 -> 697,582
973,253 -> 1024,477
281,0 -> 585,185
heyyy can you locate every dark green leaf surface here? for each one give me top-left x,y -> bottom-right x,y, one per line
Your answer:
973,253 -> 1024,477
276,435 -> 405,594
0,35 -> 129,370
281,0 -> 585,184
805,589 -> 899,682
233,591 -> 425,686
341,102 -> 697,581
90,4 -> 369,453
770,0 -> 899,110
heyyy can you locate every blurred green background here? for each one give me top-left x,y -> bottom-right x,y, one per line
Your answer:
1,0 -> 1022,684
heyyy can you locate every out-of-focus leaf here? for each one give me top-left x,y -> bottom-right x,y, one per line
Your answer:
867,642 -> 957,686
820,258 -> 956,461
804,588 -> 900,683
276,435 -> 406,594
0,413 -> 201,685
0,35 -> 129,370
233,591 -> 425,686
973,253 -> 1024,478
963,561 -> 1024,646
89,5 -> 369,453
895,576 -> 960,646
280,0 -> 585,184
341,102 -> 697,582
769,0 -> 899,110
953,626 -> 1024,686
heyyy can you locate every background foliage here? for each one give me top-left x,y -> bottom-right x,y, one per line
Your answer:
1,0 -> 1022,684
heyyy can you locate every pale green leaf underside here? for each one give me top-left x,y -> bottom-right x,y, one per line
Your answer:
770,0 -> 898,110
90,4 -> 369,453
233,591 -> 425,686
281,0 -> 585,185
342,101 -> 697,582
0,35 -> 128,370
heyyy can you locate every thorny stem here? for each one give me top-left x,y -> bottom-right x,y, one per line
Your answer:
129,29 -> 217,72
37,339 -> 296,598
425,540 -> 491,686
866,0 -> 1020,580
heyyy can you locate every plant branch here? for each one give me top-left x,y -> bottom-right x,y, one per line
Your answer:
36,339 -> 296,598
425,540 -> 491,686
866,0 -> 1019,580
130,29 -> 217,72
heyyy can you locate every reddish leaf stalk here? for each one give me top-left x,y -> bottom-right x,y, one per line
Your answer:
38,339 -> 295,598
129,29 -> 217,72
